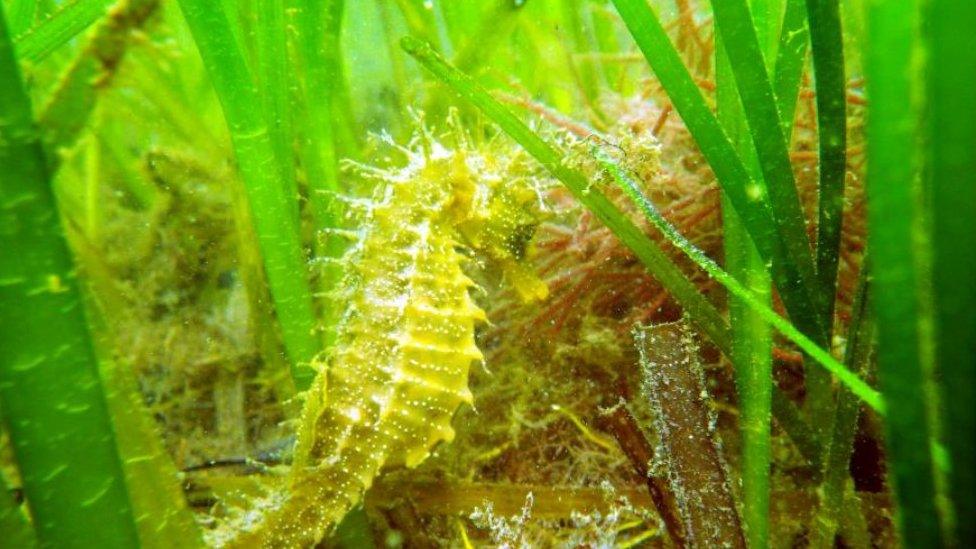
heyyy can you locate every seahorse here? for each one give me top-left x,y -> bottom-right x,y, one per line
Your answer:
224,136 -> 546,547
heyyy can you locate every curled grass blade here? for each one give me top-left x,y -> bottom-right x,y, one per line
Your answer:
14,0 -> 113,63
176,0 -> 320,389
865,0 -> 944,544
0,9 -> 140,546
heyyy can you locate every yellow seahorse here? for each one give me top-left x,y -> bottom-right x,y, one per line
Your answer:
225,136 -> 546,547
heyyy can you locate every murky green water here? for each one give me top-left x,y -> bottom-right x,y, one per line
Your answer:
2,1 -> 972,547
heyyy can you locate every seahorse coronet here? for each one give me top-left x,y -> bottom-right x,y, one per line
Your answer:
220,136 -> 548,548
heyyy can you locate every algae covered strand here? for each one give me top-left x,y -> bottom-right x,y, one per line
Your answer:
636,322 -> 746,549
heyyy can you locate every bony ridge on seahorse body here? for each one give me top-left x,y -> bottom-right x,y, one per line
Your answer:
224,136 -> 548,548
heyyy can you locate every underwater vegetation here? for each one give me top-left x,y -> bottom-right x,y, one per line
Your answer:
0,0 -> 973,548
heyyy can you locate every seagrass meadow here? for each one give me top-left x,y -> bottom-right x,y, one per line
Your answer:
0,0 -> 973,547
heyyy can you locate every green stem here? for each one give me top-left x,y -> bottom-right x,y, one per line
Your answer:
84,133 -> 102,244
291,0 -> 345,360
928,0 -> 976,541
292,0 -> 343,227
709,0 -> 819,304
772,389 -> 822,467
865,0 -> 944,544
256,0 -> 299,225
709,0 -> 832,427
453,0 -> 526,74
7,0 -> 36,36
71,238 -> 206,547
393,0 -> 444,54
805,0 -> 847,333
13,0 -> 113,62
100,361 -> 206,548
725,207 -> 772,549
810,267 -> 874,548
0,8 -> 140,546
591,4 -> 622,91
122,51 -> 226,159
772,0 -> 809,140
176,0 -> 320,389
555,0 -> 603,117
715,1 -> 778,543
97,124 -> 156,210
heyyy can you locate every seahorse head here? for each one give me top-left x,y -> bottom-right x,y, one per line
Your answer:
456,166 -> 550,302
354,131 -> 550,301
431,142 -> 549,303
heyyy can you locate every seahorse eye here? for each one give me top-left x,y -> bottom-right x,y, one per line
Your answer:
506,223 -> 538,260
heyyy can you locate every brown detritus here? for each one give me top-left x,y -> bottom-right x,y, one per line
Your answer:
596,404 -> 687,547
89,0 -> 160,79
636,322 -> 746,549
378,501 -> 438,549
214,364 -> 248,458
652,103 -> 673,136
82,142 -> 291,470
